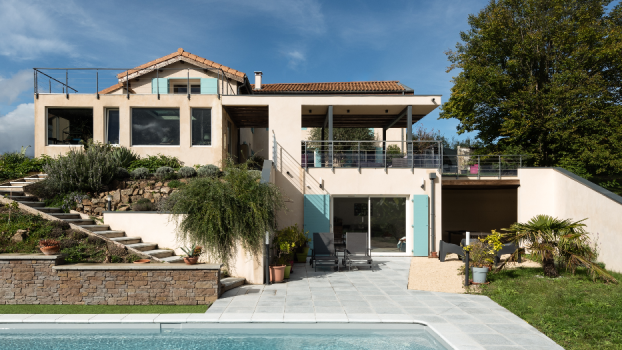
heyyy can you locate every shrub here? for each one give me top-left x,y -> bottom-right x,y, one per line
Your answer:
167,180 -> 183,188
131,167 -> 150,179
128,154 -> 182,172
44,192 -> 90,213
155,166 -> 177,180
248,170 -> 262,180
44,142 -> 119,194
110,146 -> 139,168
131,198 -> 155,211
178,166 -> 197,178
197,164 -> 220,178
115,167 -> 130,179
0,148 -> 49,181
25,179 -> 56,199
162,159 -> 284,268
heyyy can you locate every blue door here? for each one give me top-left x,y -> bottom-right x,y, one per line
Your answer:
412,195 -> 429,256
304,194 -> 330,255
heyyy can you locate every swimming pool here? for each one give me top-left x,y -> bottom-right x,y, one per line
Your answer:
0,323 -> 452,350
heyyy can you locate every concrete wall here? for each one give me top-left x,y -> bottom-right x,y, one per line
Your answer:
35,94 -> 225,166
518,168 -> 622,273
103,212 -> 264,284
442,188 -> 517,244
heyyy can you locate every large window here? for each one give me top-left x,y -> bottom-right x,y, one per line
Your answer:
131,108 -> 180,146
191,108 -> 211,146
47,108 -> 93,145
106,109 -> 120,144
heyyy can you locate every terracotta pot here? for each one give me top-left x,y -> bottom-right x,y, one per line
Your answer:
184,257 -> 199,265
40,246 -> 60,255
133,259 -> 151,264
270,265 -> 286,283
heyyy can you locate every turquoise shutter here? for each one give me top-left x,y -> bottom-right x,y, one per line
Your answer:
151,78 -> 168,94
375,147 -> 383,163
412,195 -> 429,256
304,194 -> 330,255
200,78 -> 218,94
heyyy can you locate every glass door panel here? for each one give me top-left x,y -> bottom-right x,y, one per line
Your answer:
370,197 -> 407,253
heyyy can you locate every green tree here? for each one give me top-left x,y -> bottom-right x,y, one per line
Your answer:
307,128 -> 376,151
440,0 -> 622,176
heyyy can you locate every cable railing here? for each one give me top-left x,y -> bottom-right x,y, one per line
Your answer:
33,67 -> 237,99
301,140 -> 442,170
442,155 -> 527,179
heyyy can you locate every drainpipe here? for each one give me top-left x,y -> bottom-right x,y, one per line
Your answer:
429,172 -> 437,258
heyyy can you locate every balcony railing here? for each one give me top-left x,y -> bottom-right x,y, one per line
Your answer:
301,140 -> 442,169
442,155 -> 527,179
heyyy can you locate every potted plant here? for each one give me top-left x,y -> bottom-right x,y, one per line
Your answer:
39,239 -> 60,255
295,225 -> 311,263
181,244 -> 202,265
463,230 -> 504,284
271,226 -> 299,282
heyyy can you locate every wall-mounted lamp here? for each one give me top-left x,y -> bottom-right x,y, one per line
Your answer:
420,178 -> 425,189
347,109 -> 350,113
431,98 -> 436,104
286,171 -> 293,178
319,177 -> 323,189
385,109 -> 389,113
309,109 -> 312,113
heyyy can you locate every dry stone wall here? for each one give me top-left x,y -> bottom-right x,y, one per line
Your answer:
0,255 -> 220,305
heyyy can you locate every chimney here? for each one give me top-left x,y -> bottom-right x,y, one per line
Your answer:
254,71 -> 262,90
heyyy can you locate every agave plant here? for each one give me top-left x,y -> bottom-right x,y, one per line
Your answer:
111,147 -> 140,168
504,215 -> 616,282
180,243 -> 202,258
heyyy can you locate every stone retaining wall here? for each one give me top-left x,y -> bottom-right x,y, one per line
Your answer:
0,254 -> 220,305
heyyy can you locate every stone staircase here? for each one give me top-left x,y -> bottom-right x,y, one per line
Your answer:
3,174 -> 183,263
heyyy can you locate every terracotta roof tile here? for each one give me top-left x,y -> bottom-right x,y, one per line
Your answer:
251,81 -> 411,94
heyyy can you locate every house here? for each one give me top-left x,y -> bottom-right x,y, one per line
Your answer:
33,48 -> 622,280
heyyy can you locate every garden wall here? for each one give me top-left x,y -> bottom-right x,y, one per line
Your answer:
0,254 -> 220,305
103,212 -> 265,284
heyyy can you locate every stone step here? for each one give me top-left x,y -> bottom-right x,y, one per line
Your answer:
7,196 -> 37,201
36,207 -> 63,214
18,201 -> 45,207
94,230 -> 125,238
78,224 -> 110,231
23,178 -> 44,182
49,213 -> 82,219
143,249 -> 174,258
127,242 -> 158,252
62,218 -> 95,225
110,236 -> 141,244
161,255 -> 185,263
220,277 -> 246,293
9,182 -> 29,187
0,188 -> 24,195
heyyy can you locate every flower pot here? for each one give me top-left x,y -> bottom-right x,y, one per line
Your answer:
302,246 -> 310,256
297,252 -> 308,263
270,265 -> 286,283
472,266 -> 489,284
284,265 -> 291,279
40,246 -> 60,255
184,257 -> 199,265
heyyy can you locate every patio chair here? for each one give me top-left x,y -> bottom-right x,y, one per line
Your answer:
311,232 -> 339,272
439,240 -> 465,262
494,242 -> 522,265
343,232 -> 373,271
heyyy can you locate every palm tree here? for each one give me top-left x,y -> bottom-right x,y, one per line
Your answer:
504,215 -> 616,283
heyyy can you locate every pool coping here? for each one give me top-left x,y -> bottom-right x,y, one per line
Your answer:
0,321 -> 454,350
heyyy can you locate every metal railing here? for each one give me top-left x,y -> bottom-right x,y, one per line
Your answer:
441,155 -> 526,179
33,67 -> 237,99
301,140 -> 442,170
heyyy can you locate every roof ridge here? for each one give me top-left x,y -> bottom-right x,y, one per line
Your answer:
260,80 -> 401,85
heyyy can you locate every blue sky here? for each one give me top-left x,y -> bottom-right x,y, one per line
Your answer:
0,0 -> 491,156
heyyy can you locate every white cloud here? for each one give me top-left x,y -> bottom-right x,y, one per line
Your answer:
0,70 -> 33,104
283,50 -> 307,69
0,103 -> 35,157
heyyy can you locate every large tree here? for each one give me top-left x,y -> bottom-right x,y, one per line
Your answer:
440,0 -> 622,176
307,128 -> 376,151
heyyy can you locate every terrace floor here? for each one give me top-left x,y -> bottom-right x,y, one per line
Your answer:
209,258 -> 562,350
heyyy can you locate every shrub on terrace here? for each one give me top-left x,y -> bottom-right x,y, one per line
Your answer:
131,167 -> 150,179
178,166 -> 197,178
155,166 -> 177,180
115,167 -> 130,179
128,154 -> 182,172
197,164 -> 220,178
110,147 -> 140,168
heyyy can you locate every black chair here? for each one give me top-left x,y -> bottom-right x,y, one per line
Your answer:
439,240 -> 465,262
494,243 -> 522,265
343,232 -> 373,271
311,232 -> 339,272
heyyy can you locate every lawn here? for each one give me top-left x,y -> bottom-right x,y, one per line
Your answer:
478,266 -> 622,350
0,304 -> 209,314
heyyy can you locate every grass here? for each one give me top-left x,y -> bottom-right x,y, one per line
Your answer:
0,304 -> 209,314
477,265 -> 622,350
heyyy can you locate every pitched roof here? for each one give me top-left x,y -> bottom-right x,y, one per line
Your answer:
116,48 -> 246,83
250,81 -> 412,94
98,82 -> 135,95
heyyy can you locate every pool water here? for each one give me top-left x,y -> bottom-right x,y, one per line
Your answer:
0,325 -> 449,350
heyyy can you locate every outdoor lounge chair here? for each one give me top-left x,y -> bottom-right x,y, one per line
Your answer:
494,242 -> 522,265
343,232 -> 373,271
311,232 -> 339,271
439,240 -> 465,262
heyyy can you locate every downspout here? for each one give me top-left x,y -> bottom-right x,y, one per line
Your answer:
429,172 -> 437,258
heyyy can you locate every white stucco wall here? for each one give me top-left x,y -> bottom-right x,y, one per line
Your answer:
518,168 -> 622,273
103,212 -> 264,284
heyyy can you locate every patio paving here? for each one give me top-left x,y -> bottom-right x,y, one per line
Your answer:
211,257 -> 563,350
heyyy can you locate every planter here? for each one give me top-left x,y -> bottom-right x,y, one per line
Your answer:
284,265 -> 291,279
270,265 -> 286,283
40,246 -> 60,255
184,257 -> 199,265
302,246 -> 309,256
133,259 -> 150,264
472,266 -> 489,284
296,253 -> 307,263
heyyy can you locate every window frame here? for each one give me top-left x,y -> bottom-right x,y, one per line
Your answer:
130,107 -> 181,147
45,107 -> 94,146
190,107 -> 213,147
105,108 -> 120,145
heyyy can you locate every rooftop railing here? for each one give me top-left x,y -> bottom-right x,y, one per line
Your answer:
442,155 -> 527,179
33,67 -> 237,99
301,140 -> 442,170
